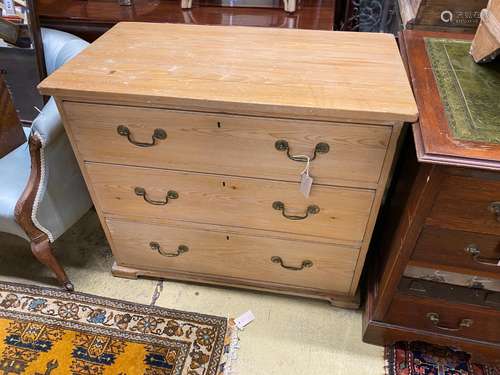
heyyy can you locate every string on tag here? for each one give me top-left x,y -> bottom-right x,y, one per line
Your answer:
291,154 -> 313,198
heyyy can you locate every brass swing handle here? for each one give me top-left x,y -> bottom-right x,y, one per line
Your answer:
274,140 -> 330,162
150,242 -> 188,257
272,201 -> 320,220
426,312 -> 473,332
465,244 -> 500,267
117,125 -> 167,147
135,187 -> 178,205
271,256 -> 313,271
489,202 -> 500,222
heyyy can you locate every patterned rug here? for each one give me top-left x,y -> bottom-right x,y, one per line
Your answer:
0,282 -> 236,374
385,342 -> 499,375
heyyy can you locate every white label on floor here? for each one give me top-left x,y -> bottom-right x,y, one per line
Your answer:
235,310 -> 255,329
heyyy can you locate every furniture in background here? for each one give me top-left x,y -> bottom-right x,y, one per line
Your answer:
37,0 -> 334,42
337,0 -> 400,33
363,30 -> 500,364
470,0 -> 500,63
0,76 -> 25,158
38,22 -> 417,307
398,0 -> 487,33
0,28 -> 92,290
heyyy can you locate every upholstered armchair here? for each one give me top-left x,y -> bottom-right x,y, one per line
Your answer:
0,28 -> 92,290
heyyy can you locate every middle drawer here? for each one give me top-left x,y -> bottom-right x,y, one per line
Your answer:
86,163 -> 374,243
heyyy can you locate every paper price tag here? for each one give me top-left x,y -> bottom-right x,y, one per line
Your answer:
300,172 -> 313,198
234,310 -> 255,330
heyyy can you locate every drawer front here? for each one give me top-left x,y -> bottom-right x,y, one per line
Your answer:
87,163 -> 374,243
428,174 -> 500,236
107,218 -> 358,293
64,102 -> 391,188
413,227 -> 500,279
386,293 -> 500,343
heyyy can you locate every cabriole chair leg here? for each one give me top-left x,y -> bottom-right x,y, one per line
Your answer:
30,238 -> 74,291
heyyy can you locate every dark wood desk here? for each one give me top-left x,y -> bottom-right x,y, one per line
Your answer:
363,30 -> 500,365
38,0 -> 334,41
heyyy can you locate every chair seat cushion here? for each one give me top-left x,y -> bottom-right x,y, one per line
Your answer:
0,127 -> 32,240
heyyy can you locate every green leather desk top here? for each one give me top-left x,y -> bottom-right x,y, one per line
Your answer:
425,38 -> 500,144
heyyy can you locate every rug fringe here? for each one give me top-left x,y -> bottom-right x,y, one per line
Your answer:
222,319 -> 240,375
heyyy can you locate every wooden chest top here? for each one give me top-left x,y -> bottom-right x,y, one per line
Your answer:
38,22 -> 417,123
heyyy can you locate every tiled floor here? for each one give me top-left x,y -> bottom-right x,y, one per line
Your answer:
0,210 -> 384,375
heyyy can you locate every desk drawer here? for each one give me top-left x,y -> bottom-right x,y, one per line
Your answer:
64,101 -> 391,188
87,163 -> 374,243
107,218 -> 358,293
412,227 -> 500,279
428,174 -> 500,236
386,293 -> 500,343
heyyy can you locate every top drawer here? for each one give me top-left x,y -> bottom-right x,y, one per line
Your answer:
63,102 -> 391,189
428,173 -> 500,236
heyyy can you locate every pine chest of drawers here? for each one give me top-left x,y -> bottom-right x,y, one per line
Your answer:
38,22 -> 417,307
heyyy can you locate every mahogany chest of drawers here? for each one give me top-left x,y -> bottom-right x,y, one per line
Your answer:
39,22 -> 417,307
363,30 -> 500,363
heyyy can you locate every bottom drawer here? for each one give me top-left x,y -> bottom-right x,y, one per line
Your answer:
106,218 -> 358,294
385,293 -> 500,343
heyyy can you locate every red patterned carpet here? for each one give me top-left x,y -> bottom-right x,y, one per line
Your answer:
385,342 -> 499,375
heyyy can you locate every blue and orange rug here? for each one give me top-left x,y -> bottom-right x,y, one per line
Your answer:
386,342 -> 499,375
0,282 -> 236,374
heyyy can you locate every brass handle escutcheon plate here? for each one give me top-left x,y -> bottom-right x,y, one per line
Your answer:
150,242 -> 188,257
274,139 -> 329,162
272,201 -> 319,220
465,244 -> 500,266
489,202 -> 500,222
271,256 -> 313,271
135,187 -> 178,205
117,125 -> 167,147
426,312 -> 473,332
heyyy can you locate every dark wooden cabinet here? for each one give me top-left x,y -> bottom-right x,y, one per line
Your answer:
38,0 -> 335,41
363,30 -> 500,365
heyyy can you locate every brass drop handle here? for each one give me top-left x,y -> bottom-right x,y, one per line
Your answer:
489,202 -> 500,222
465,244 -> 500,267
117,125 -> 167,147
150,242 -> 188,257
426,312 -> 473,332
274,140 -> 330,162
272,201 -> 320,220
271,256 -> 313,271
135,187 -> 178,205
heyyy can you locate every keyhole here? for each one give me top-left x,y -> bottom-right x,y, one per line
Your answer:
217,122 -> 222,128
226,236 -> 230,240
222,181 -> 226,187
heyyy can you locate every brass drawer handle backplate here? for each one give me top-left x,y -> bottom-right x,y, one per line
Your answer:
117,125 -> 167,147
275,140 -> 330,162
426,312 -> 473,332
135,187 -> 178,205
150,242 -> 188,257
465,244 -> 500,267
272,201 -> 319,220
271,256 -> 313,271
489,202 -> 500,222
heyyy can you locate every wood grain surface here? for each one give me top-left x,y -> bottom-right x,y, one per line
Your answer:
411,226 -> 500,280
107,217 -> 358,293
64,101 -> 391,189
39,23 -> 417,123
427,173 -> 500,236
86,162 -> 374,244
386,293 -> 500,344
